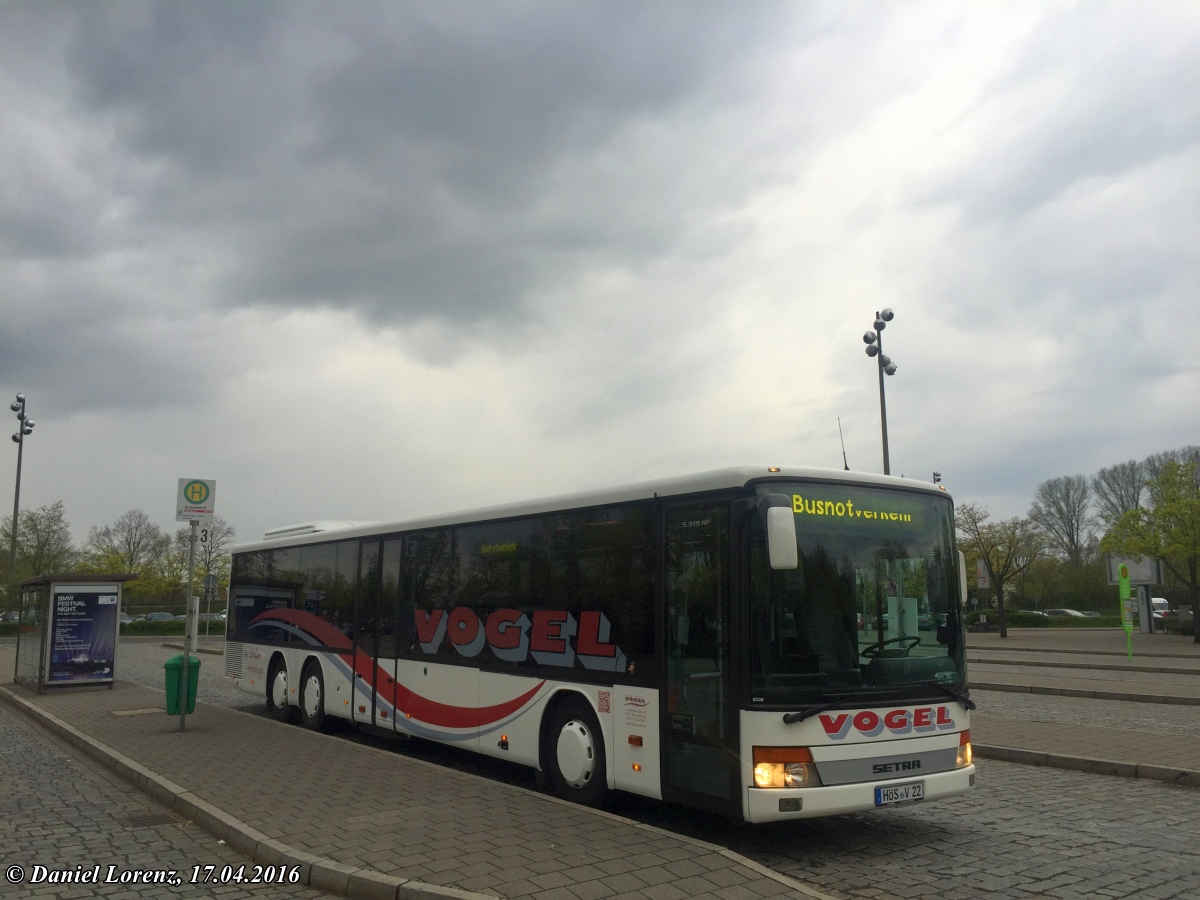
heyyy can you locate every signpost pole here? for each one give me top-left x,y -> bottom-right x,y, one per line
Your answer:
174,477 -> 216,732
180,520 -> 197,732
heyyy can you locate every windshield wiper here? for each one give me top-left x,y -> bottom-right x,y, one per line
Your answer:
925,681 -> 976,710
781,693 -> 862,724
777,705 -> 844,724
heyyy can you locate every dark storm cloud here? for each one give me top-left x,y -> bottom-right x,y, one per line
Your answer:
46,2 -> 795,331
0,292 -> 207,416
65,3 -> 282,173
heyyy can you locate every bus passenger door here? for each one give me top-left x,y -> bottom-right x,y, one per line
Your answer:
353,541 -> 382,726
376,539 -> 404,732
663,502 -> 739,810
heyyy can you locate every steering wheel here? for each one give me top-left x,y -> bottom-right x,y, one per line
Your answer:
861,635 -> 921,658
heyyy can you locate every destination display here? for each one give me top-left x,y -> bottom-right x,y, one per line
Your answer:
47,589 -> 119,683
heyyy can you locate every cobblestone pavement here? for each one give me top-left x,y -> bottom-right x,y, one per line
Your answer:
972,688 -> 1200,736
970,659 -> 1200,692
114,638 -> 254,710
607,757 -> 1200,899
0,702 -> 331,899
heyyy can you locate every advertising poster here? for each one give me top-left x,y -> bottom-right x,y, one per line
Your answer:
47,589 -> 119,683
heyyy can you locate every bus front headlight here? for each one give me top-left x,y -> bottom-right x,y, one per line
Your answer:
752,747 -> 821,788
956,730 -> 972,768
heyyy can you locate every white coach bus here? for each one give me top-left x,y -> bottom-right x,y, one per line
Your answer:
225,466 -> 974,822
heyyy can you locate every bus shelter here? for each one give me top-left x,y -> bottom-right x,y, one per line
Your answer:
12,573 -> 138,693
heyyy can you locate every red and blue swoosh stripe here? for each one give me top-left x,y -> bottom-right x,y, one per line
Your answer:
252,608 -> 545,731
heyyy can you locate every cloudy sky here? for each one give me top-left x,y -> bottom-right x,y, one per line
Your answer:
1,1 -> 1197,549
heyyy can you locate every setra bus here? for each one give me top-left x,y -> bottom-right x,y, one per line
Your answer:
224,466 -> 974,822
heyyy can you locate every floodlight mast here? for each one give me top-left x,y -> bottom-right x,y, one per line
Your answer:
862,309 -> 897,475
8,393 -> 34,607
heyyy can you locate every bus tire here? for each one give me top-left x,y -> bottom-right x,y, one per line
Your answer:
543,695 -> 608,807
266,656 -> 292,723
299,660 -> 327,732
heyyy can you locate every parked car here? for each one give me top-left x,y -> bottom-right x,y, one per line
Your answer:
1081,611 -> 1102,618
144,611 -> 176,622
119,613 -> 133,626
1043,608 -> 1086,617
1151,597 -> 1170,623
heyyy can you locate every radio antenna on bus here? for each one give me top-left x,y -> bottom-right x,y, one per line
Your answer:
838,418 -> 850,470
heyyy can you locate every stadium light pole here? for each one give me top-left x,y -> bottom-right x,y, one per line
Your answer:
862,309 -> 897,475
8,393 -> 35,607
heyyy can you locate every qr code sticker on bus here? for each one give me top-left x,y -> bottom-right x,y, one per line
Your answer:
597,690 -> 611,714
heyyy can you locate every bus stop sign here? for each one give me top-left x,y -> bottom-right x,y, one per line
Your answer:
177,478 -> 216,522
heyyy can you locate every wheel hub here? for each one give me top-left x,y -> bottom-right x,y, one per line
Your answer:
556,719 -> 596,788
271,669 -> 288,708
303,675 -> 321,718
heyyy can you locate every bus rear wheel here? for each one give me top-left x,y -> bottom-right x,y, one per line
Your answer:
266,657 -> 292,723
299,661 -> 327,732
544,696 -> 607,807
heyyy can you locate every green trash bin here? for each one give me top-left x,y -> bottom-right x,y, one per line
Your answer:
164,654 -> 200,715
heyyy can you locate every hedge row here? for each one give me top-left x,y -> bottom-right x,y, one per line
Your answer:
122,620 -> 190,636
0,620 -> 221,638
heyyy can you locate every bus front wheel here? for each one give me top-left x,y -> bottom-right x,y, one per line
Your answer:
544,696 -> 608,807
299,661 -> 327,732
266,657 -> 292,723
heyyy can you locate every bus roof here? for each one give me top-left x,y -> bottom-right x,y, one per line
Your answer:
234,465 -> 953,553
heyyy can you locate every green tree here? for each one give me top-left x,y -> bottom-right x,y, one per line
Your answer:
82,510 -> 174,610
956,502 -> 1046,638
1101,460 -> 1200,643
1,501 -> 77,603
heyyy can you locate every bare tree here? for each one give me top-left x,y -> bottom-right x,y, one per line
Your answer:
1092,460 -> 1145,528
197,516 -> 236,578
1144,445 -> 1200,500
86,509 -> 169,573
173,517 -> 236,598
1029,475 -> 1093,566
956,502 -> 1046,638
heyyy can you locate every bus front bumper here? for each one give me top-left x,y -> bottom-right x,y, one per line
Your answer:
745,764 -> 976,823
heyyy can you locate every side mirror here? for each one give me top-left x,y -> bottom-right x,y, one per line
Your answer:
958,550 -> 968,607
762,498 -> 798,570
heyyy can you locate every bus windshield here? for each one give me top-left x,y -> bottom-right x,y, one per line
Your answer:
749,482 -> 965,706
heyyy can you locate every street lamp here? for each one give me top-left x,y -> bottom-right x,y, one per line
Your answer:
862,309 -> 897,475
8,393 -> 35,606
